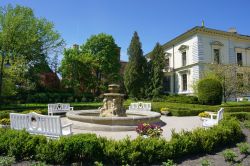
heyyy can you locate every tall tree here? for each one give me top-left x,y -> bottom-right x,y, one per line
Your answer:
59,47 -> 96,95
81,33 -> 121,94
148,43 -> 165,98
0,4 -> 64,96
124,32 -> 147,99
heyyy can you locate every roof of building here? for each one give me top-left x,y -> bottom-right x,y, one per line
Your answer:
146,26 -> 250,56
164,26 -> 250,49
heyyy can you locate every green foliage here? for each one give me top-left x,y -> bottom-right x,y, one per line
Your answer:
164,95 -> 199,104
147,43 -> 165,98
124,32 -> 148,99
60,33 -> 121,95
0,118 -> 10,125
225,112 -> 250,121
162,159 -> 176,166
198,78 -> 223,105
0,156 -> 15,166
26,92 -> 95,103
94,161 -> 104,166
37,134 -> 104,164
200,158 -> 211,166
60,47 -> 97,94
243,120 -> 250,129
198,112 -> 210,118
20,109 -> 45,115
223,149 -> 238,162
237,142 -> 250,154
0,111 -> 11,119
0,118 -> 243,165
0,129 -> 47,161
0,4 -> 64,96
82,33 -> 121,81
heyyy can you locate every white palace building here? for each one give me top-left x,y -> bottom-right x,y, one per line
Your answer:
157,26 -> 250,95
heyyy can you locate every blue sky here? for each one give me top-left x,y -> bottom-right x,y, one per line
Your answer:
1,0 -> 250,61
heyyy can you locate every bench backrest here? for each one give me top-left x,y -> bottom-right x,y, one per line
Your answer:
48,103 -> 71,111
216,108 -> 224,122
10,112 -> 62,136
129,102 -> 151,111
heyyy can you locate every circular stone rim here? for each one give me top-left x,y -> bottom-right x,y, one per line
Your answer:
66,110 -> 161,126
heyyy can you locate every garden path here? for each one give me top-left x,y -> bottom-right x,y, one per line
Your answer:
61,116 -> 202,140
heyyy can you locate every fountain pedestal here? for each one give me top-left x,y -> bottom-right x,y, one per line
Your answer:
99,84 -> 126,117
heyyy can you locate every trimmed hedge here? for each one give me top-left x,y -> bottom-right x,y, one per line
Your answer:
164,95 -> 199,104
225,112 -> 250,121
198,78 -> 223,105
0,118 -> 243,165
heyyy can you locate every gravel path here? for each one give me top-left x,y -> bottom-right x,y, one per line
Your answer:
61,116 -> 202,140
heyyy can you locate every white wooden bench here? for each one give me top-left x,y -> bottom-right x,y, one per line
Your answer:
202,108 -> 224,128
128,102 -> 151,111
48,103 -> 73,116
10,112 -> 72,138
236,97 -> 244,102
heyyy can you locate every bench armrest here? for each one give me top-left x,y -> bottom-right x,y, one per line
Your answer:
205,111 -> 217,119
62,123 -> 73,134
70,107 -> 74,111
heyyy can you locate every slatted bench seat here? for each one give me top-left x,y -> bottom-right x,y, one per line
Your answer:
48,103 -> 73,116
128,102 -> 151,111
10,112 -> 72,138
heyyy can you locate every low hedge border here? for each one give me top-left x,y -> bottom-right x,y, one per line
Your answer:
0,118 -> 244,165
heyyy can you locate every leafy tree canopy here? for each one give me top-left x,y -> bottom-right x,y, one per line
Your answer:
0,4 -> 64,96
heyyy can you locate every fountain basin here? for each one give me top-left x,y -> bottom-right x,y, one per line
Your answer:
66,110 -> 162,131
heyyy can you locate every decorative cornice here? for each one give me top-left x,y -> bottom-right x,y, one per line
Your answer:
210,41 -> 224,46
161,26 -> 250,50
165,52 -> 172,57
178,45 -> 189,51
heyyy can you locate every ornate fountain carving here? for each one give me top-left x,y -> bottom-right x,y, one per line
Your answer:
99,84 -> 126,117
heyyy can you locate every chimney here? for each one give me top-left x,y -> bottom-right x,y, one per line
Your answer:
73,44 -> 79,50
228,27 -> 237,34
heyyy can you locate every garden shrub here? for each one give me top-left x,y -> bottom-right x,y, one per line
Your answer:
0,156 -> 15,166
224,107 -> 250,112
0,129 -> 47,161
21,109 -> 48,115
164,95 -> 199,104
37,134 -> 104,164
223,149 -> 238,162
224,112 -> 250,121
0,111 -> 12,119
26,92 -> 95,103
0,118 -> 243,165
237,142 -> 250,154
170,108 -> 205,116
198,78 -> 222,105
0,118 -> 10,125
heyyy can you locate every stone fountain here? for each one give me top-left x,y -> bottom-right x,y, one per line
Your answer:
66,84 -> 163,131
99,84 -> 126,117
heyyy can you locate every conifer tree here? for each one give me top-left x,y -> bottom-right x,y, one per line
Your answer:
124,32 -> 147,99
148,43 -> 165,98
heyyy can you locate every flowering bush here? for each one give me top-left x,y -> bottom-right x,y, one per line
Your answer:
136,123 -> 163,138
0,118 -> 10,125
160,108 -> 169,112
198,112 -> 210,118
